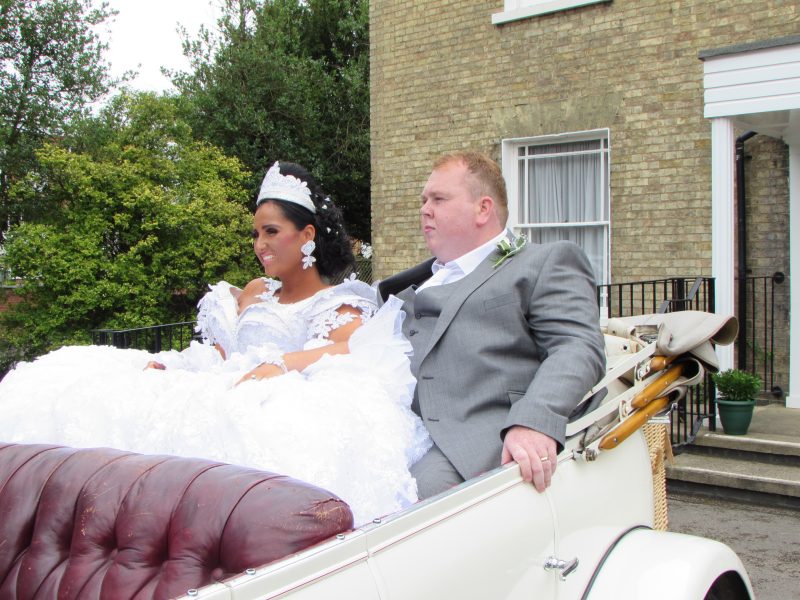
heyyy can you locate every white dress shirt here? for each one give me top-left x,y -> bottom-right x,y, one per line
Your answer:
416,230 -> 508,293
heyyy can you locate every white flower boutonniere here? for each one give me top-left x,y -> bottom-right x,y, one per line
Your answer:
492,236 -> 526,268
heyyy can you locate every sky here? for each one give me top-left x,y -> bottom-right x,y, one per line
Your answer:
96,0 -> 223,93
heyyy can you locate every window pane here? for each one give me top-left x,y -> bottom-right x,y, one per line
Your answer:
525,141 -> 602,224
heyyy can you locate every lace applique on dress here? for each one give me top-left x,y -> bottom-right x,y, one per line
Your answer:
304,278 -> 378,342
306,301 -> 377,341
257,278 -> 282,302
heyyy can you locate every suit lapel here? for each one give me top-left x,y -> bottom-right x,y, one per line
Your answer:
419,239 -> 524,361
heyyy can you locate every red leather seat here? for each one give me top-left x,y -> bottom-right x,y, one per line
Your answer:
0,443 -> 353,599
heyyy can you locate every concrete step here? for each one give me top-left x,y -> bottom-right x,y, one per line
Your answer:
666,404 -> 800,508
666,452 -> 800,508
686,429 -> 800,465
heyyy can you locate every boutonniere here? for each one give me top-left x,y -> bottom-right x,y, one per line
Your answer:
492,236 -> 526,268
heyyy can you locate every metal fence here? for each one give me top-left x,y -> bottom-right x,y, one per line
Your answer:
598,276 -> 715,318
737,272 -> 786,397
92,321 -> 199,353
598,277 -> 716,448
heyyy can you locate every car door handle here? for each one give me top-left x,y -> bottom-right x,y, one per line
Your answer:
544,556 -> 579,581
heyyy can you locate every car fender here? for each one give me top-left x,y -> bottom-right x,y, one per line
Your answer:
583,527 -> 753,600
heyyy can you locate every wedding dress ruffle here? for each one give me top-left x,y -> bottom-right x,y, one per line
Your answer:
0,279 -> 431,525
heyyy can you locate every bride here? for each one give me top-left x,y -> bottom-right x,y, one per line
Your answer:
0,161 -> 431,525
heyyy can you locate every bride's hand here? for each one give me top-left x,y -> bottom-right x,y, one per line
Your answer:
144,361 -> 166,370
236,363 -> 284,386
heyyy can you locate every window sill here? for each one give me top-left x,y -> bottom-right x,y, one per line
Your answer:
491,0 -> 611,25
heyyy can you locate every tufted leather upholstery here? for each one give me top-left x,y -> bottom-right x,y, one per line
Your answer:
0,443 -> 353,599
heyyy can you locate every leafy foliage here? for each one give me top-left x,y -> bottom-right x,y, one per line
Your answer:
0,0 -> 118,239
173,0 -> 370,240
711,369 -> 762,402
0,93 -> 254,372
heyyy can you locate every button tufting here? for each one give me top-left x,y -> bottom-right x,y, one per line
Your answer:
0,444 -> 353,598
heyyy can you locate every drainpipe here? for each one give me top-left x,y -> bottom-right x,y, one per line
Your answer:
736,131 -> 756,369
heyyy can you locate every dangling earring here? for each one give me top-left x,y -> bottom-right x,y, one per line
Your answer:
301,240 -> 316,270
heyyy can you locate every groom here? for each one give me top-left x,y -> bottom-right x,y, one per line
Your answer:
378,151 -> 606,499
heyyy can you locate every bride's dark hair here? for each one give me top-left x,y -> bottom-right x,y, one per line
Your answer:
257,161 -> 355,280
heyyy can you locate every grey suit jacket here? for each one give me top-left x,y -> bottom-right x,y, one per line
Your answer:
379,239 -> 606,481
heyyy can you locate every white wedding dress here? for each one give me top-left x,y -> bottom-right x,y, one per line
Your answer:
0,277 -> 431,525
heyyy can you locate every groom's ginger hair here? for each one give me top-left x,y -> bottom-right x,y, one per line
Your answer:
433,151 -> 509,225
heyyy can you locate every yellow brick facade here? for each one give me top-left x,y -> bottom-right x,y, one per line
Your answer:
369,0 -> 798,285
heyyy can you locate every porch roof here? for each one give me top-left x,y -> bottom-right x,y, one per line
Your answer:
700,35 -> 800,143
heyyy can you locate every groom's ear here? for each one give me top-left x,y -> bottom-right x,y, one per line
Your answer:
475,195 -> 495,226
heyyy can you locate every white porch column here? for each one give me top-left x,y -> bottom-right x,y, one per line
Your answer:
789,144 -> 800,408
711,117 -> 735,372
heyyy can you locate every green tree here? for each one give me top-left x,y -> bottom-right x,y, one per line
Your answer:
174,0 -> 370,240
0,93 -> 254,372
0,0 -> 117,239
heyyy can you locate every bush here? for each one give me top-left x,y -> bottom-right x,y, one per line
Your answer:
0,94 -> 254,364
711,369 -> 762,402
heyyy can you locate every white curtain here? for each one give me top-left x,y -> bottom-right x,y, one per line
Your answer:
519,141 -> 606,284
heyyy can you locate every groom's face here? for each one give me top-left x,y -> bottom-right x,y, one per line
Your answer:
420,161 -> 482,263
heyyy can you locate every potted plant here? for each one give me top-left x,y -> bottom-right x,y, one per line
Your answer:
711,369 -> 762,435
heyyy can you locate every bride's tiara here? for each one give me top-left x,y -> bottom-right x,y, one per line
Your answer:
256,161 -> 316,214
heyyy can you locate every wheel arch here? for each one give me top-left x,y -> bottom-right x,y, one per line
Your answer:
581,528 -> 753,599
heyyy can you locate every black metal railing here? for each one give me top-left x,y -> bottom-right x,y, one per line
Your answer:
598,276 -> 716,448
92,321 -> 199,353
598,276 -> 715,318
737,272 -> 785,397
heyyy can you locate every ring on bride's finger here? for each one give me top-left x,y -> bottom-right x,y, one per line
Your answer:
250,375 -> 257,380
540,456 -> 549,462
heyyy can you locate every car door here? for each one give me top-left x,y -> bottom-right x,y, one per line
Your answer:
363,466 -> 558,599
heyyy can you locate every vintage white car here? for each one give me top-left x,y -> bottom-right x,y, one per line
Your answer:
184,311 -> 754,600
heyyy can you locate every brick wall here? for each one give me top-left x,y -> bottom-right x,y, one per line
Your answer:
370,0 -> 798,281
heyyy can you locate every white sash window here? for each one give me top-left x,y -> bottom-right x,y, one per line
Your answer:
502,131 -> 611,310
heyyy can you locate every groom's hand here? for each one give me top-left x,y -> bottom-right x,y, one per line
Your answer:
501,426 -> 557,493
